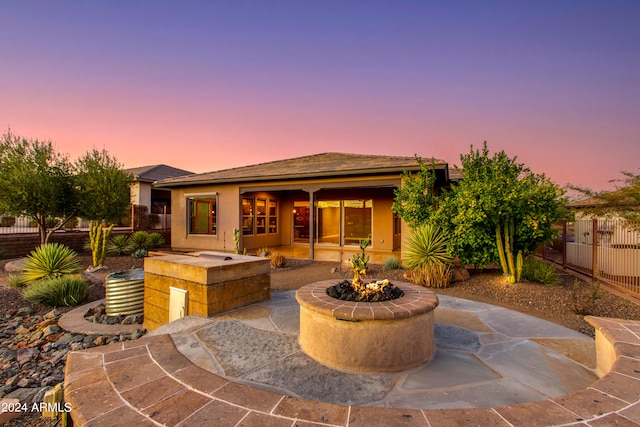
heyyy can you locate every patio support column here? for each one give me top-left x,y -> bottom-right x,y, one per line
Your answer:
309,190 -> 315,260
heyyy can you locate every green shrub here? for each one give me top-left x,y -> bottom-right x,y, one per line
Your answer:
108,234 -> 133,255
129,231 -> 151,250
0,215 -> 16,227
404,223 -> 453,287
148,213 -> 161,228
521,257 -> 559,285
384,256 -> 402,270
131,248 -> 148,258
8,275 -> 26,288
22,275 -> 88,307
21,243 -> 82,284
147,232 -> 165,249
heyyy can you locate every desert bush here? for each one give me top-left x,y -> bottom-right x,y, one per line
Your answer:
521,257 -> 559,285
384,256 -> 402,270
404,223 -> 453,287
269,250 -> 286,268
410,263 -> 452,288
108,234 -> 133,255
8,275 -> 26,288
21,243 -> 82,284
147,232 -> 166,249
22,275 -> 88,307
148,213 -> 160,228
0,215 -> 16,227
572,279 -> 604,315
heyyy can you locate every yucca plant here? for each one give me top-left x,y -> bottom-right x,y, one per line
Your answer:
147,232 -> 166,249
129,231 -> 151,250
21,243 -> 83,284
410,263 -> 452,288
404,223 -> 453,287
108,234 -> 134,255
22,275 -> 88,307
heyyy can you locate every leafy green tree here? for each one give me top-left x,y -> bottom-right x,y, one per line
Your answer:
0,130 -> 77,243
392,157 -> 439,229
0,130 -> 132,247
436,143 -> 565,278
568,171 -> 640,221
75,149 -> 133,223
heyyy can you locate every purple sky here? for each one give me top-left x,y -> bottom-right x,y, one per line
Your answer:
2,1 -> 639,192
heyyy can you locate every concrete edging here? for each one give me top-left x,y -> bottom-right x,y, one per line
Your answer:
58,299 -> 142,336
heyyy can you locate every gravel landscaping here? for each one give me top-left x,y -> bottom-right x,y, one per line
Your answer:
1,254 -> 639,426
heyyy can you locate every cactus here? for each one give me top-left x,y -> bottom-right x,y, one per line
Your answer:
233,228 -> 241,254
89,220 -> 114,267
515,250 -> 523,283
496,223 -> 508,275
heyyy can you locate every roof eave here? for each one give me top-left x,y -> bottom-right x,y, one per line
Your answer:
155,163 -> 445,188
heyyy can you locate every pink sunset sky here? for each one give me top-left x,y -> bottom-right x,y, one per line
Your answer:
2,1 -> 639,193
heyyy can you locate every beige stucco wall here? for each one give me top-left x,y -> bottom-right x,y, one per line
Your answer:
168,174 -> 405,256
170,183 -> 241,252
130,181 -> 152,207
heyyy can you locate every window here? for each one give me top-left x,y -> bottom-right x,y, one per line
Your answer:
268,200 -> 278,233
242,198 -> 254,235
256,199 -> 267,234
188,197 -> 217,235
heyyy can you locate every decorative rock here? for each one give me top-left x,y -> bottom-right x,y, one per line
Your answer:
44,309 -> 60,320
42,325 -> 61,337
29,330 -> 43,343
451,267 -> 471,283
16,378 -> 31,388
16,348 -> 38,365
16,307 -> 34,316
122,314 -> 143,325
5,387 -> 39,404
93,336 -> 109,346
5,375 -> 20,387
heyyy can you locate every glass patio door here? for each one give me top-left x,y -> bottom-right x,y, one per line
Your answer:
343,200 -> 372,245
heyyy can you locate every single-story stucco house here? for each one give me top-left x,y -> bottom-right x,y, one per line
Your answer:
155,153 -> 456,262
126,164 -> 194,215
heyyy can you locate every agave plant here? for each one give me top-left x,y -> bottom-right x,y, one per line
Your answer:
404,223 -> 453,287
108,234 -> 134,255
129,231 -> 152,250
147,232 -> 166,249
21,243 -> 83,284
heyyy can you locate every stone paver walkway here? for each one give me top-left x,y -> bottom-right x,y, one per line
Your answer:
63,293 -> 640,426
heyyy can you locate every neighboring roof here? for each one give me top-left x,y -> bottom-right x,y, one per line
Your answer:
155,152 -> 448,188
566,189 -> 639,209
126,164 -> 195,183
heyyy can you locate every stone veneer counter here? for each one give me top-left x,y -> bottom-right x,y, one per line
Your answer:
296,280 -> 439,372
143,252 -> 270,331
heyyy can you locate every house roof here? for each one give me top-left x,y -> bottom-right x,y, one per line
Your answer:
126,164 -> 195,183
154,152 -> 449,188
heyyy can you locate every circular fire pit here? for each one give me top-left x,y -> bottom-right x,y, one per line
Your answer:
296,280 -> 439,372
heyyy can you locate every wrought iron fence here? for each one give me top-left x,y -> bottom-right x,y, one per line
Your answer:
540,218 -> 640,298
0,205 -> 171,234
